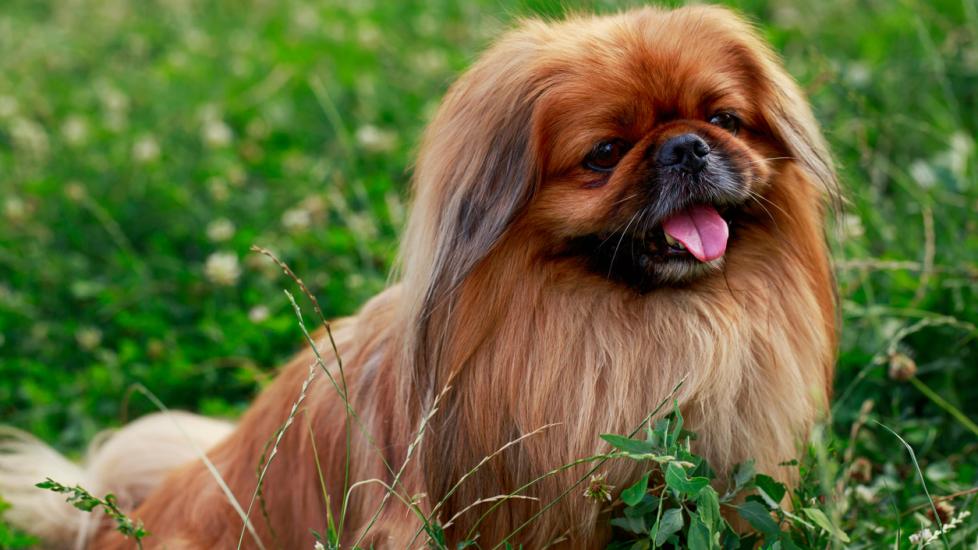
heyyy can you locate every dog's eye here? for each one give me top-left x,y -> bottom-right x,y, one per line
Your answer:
585,139 -> 629,172
709,112 -> 741,134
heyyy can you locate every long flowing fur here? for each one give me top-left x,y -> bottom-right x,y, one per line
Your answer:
0,412 -> 233,548
0,6 -> 838,549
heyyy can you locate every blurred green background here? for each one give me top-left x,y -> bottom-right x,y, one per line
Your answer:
1,0 -> 976,546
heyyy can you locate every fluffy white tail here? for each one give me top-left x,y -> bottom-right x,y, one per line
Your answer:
0,412 -> 234,549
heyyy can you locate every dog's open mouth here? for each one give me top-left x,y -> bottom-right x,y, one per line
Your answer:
660,204 -> 730,262
570,203 -> 739,291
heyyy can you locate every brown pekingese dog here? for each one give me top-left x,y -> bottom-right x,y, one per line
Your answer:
1,5 -> 838,549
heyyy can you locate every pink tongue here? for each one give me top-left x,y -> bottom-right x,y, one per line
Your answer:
661,205 -> 729,262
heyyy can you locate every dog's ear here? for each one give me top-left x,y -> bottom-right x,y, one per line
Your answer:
696,6 -> 840,206
397,26 -> 546,400
756,50 -> 841,206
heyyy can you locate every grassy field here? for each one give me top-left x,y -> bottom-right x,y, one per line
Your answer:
1,0 -> 977,547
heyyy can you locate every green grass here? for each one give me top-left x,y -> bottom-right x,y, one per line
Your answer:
1,0 -> 977,547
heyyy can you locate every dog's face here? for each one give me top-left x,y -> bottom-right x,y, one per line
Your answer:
528,26 -> 777,289
405,6 -> 837,322
522,9 -> 819,290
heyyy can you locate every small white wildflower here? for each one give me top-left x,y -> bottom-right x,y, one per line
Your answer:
31,323 -> 49,342
0,95 -> 18,118
227,164 -> 247,187
246,118 -> 269,139
291,4 -> 319,33
301,195 -> 326,217
355,124 -> 396,154
65,181 -> 87,202
248,305 -> 270,323
583,473 -> 614,503
347,211 -> 378,239
205,251 -> 241,286
948,131 -> 974,179
313,542 -> 326,550
76,327 -> 103,351
410,50 -> 447,76
771,5 -> 802,27
356,23 -> 381,48
10,118 -> 49,157
282,208 -> 312,232
845,62 -> 871,88
4,197 -> 27,223
202,118 -> 233,148
854,484 -> 876,503
908,527 -> 931,545
208,177 -> 230,202
909,160 -> 937,189
99,86 -> 129,113
61,115 -> 89,146
132,135 -> 160,163
206,218 -> 235,242
347,273 -> 365,289
842,214 -> 864,239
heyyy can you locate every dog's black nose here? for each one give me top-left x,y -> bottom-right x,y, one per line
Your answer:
656,133 -> 710,173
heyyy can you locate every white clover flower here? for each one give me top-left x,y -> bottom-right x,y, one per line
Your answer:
4,197 -> 27,223
132,135 -> 160,163
226,164 -> 247,187
208,177 -> 230,202
10,118 -> 49,157
76,327 -> 103,351
206,218 -> 235,242
282,207 -> 312,233
65,181 -> 87,202
248,305 -> 270,323
291,4 -> 319,33
853,484 -> 876,503
205,251 -> 241,286
845,62 -> 871,88
301,195 -> 326,217
410,50 -> 447,76
909,160 -> 937,189
202,118 -> 233,148
948,131 -> 973,179
0,95 -> 18,118
347,211 -> 378,239
356,23 -> 381,48
842,214 -> 864,239
355,124 -> 396,154
99,86 -> 129,113
347,273 -> 365,289
61,115 -> 89,146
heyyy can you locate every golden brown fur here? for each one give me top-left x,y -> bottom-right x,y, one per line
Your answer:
14,6 -> 839,549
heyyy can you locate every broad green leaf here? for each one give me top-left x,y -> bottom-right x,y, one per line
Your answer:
629,540 -> 650,550
670,403 -> 684,446
625,494 -> 660,518
611,515 -> 648,535
601,434 -> 657,455
696,486 -> 721,530
754,474 -> 786,504
802,508 -> 850,543
687,515 -> 714,550
737,501 -> 780,537
732,461 -> 755,492
622,472 -> 651,507
665,462 -> 710,497
652,508 -> 684,547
